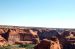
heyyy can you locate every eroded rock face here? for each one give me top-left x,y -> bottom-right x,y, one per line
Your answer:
34,39 -> 51,49
34,37 -> 62,49
8,29 -> 20,45
0,35 -> 7,46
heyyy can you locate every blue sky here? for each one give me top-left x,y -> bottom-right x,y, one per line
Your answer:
0,0 -> 75,28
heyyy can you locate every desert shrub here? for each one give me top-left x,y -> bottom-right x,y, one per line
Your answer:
0,44 -> 35,49
0,45 -> 20,49
0,45 -> 11,49
19,44 -> 35,49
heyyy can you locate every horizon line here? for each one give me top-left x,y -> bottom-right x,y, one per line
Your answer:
0,24 -> 75,29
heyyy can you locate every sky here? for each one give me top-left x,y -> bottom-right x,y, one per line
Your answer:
0,0 -> 75,28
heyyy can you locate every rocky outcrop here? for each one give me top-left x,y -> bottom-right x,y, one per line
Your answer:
34,39 -> 51,49
0,35 -> 7,46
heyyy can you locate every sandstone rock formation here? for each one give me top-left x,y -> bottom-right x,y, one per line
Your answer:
34,39 -> 51,49
34,37 -> 62,49
0,35 -> 7,46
